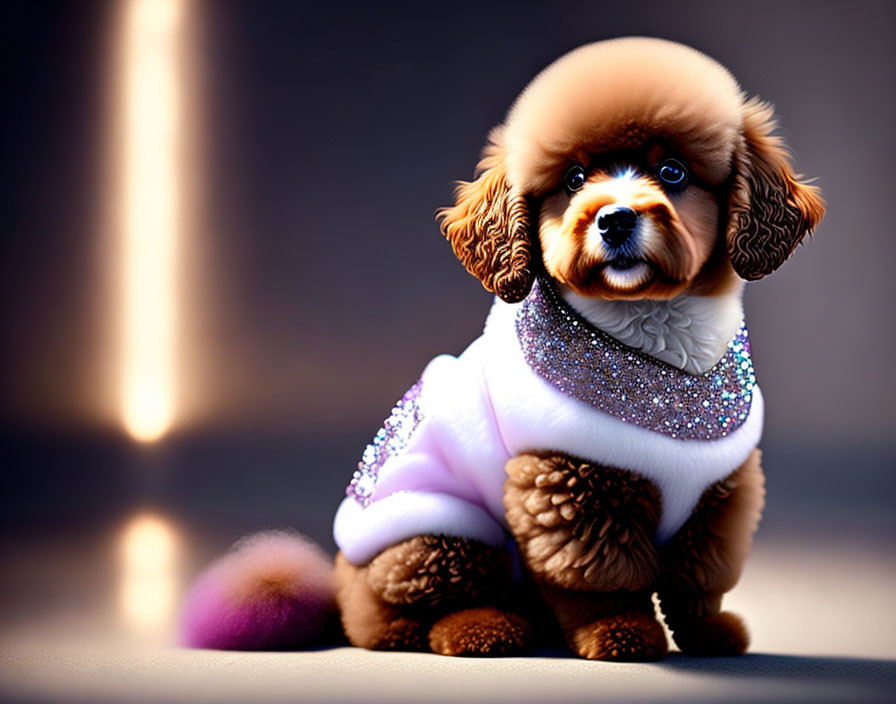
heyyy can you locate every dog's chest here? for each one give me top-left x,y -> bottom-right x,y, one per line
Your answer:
514,280 -> 755,441
481,281 -> 764,541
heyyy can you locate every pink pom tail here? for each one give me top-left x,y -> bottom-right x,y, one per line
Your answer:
180,531 -> 334,650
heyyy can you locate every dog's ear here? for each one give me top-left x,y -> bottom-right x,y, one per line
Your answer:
726,98 -> 825,280
438,128 -> 535,303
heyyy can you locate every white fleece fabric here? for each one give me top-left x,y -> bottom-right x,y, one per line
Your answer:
334,297 -> 763,565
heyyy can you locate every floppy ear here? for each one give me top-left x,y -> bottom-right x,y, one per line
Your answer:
727,98 -> 825,280
437,128 -> 535,303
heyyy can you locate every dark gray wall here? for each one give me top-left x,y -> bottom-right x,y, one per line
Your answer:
4,0 -> 894,442
2,1 -> 894,546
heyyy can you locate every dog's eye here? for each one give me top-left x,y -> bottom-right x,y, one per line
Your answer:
564,165 -> 587,192
657,158 -> 689,191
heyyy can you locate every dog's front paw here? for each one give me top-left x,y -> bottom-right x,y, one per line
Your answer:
428,607 -> 534,657
569,612 -> 668,661
670,611 -> 749,656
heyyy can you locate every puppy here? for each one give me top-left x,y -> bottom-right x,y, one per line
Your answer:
331,37 -> 824,660
181,37 -> 824,661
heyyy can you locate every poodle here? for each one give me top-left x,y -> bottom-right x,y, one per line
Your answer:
183,37 -> 824,661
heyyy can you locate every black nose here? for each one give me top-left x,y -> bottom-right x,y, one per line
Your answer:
598,206 -> 638,247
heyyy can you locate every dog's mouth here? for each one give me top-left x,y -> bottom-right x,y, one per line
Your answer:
600,256 -> 653,290
604,256 -> 643,271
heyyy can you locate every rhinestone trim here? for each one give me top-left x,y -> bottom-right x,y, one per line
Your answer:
347,380 -> 424,506
515,278 -> 755,440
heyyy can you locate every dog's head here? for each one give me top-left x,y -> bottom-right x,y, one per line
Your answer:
438,38 -> 825,303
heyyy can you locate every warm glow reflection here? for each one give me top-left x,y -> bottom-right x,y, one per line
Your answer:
120,0 -> 184,442
119,514 -> 179,630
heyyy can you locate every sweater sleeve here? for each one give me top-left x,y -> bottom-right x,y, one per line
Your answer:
333,337 -> 510,565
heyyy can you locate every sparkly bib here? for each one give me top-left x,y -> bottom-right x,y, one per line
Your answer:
515,278 -> 756,441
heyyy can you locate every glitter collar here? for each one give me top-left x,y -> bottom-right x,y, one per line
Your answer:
515,278 -> 756,441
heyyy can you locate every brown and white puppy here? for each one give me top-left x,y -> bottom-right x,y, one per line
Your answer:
333,38 -> 824,660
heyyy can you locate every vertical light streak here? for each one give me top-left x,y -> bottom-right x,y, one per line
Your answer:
121,0 -> 183,442
119,513 -> 179,631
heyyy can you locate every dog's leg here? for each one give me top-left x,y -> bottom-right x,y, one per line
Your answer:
656,449 -> 765,656
504,452 -> 666,660
538,586 -> 665,660
335,535 -> 533,655
334,551 -> 430,651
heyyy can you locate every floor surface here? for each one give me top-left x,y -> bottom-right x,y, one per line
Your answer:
2,535 -> 894,704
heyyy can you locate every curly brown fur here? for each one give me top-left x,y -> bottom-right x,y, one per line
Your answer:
502,450 -> 763,658
538,586 -> 667,661
657,449 -> 764,655
573,611 -> 667,661
659,449 -> 764,595
334,551 -> 430,651
429,607 -> 534,657
335,536 -> 530,654
504,452 -> 661,592
336,39 -> 820,662
366,534 -> 513,609
437,129 -> 535,303
440,40 -> 824,299
502,39 -> 746,194
727,99 -> 825,280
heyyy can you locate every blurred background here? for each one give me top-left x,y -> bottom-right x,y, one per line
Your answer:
1,0 -> 895,675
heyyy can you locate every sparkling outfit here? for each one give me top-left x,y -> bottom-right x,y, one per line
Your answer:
334,278 -> 764,565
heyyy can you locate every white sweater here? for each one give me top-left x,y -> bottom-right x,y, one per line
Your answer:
334,281 -> 763,565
